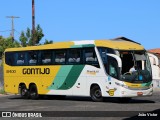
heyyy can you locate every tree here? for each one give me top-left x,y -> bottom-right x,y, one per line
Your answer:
0,36 -> 20,58
34,24 -> 44,45
0,36 -> 4,58
44,39 -> 53,44
20,31 -> 27,47
19,24 -> 44,46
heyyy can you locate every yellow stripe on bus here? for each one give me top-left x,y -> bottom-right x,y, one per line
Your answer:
124,82 -> 142,88
95,40 -> 144,50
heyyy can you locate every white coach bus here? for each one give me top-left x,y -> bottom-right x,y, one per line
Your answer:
4,37 -> 153,102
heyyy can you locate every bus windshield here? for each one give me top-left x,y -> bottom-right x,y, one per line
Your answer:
98,47 -> 152,83
119,50 -> 152,83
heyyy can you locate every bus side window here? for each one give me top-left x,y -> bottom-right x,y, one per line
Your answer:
41,50 -> 52,65
5,52 -> 15,66
16,52 -> 25,66
68,49 -> 81,64
84,48 -> 99,68
28,51 -> 38,65
55,50 -> 66,64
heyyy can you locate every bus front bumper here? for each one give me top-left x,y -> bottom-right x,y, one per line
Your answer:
118,87 -> 153,97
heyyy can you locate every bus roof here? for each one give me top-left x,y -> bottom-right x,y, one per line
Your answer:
5,38 -> 144,52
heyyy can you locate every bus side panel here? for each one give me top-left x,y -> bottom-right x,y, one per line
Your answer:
4,65 -> 61,95
82,65 -> 108,97
47,65 -> 85,96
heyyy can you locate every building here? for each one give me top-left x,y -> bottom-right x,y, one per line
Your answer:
148,48 -> 160,58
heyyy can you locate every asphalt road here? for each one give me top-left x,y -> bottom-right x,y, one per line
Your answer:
0,92 -> 160,120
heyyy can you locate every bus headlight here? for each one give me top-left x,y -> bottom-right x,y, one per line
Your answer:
115,82 -> 128,89
149,83 -> 153,89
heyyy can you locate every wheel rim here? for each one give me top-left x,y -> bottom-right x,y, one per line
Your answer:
30,92 -> 36,96
21,89 -> 27,96
94,89 -> 101,98
30,87 -> 37,97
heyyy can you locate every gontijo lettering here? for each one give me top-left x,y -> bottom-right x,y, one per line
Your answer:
22,68 -> 50,74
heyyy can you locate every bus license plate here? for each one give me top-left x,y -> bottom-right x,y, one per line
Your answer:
137,92 -> 143,96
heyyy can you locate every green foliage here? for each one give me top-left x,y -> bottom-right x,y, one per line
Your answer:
0,36 -> 20,59
0,24 -> 45,59
0,24 -> 46,59
20,31 -> 27,47
19,24 -> 44,46
26,27 -> 31,39
0,88 -> 6,94
34,24 -> 44,45
0,36 -> 20,54
0,36 -> 20,65
44,39 -> 53,44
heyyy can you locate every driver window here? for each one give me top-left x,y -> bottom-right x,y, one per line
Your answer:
107,56 -> 118,79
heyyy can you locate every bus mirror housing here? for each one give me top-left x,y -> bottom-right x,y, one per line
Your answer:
107,54 -> 122,68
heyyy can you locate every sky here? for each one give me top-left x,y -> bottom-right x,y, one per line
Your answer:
0,0 -> 160,50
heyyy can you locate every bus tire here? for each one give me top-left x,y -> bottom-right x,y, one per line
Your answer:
90,85 -> 103,102
29,84 -> 39,100
20,85 -> 29,99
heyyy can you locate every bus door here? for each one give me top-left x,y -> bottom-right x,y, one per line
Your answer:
106,54 -> 122,95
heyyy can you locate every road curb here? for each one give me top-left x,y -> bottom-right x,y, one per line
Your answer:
0,93 -> 15,97
153,88 -> 160,92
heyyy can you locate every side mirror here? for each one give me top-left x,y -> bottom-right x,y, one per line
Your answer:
107,54 -> 122,67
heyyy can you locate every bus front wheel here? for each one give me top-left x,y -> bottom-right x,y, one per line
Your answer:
20,85 -> 29,99
90,85 -> 103,102
29,84 -> 39,100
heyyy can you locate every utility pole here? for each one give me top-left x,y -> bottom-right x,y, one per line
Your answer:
6,16 -> 20,42
32,0 -> 36,45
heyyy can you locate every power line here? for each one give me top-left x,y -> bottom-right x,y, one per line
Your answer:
0,29 -> 20,41
0,30 -> 11,32
6,16 -> 20,42
14,29 -> 21,35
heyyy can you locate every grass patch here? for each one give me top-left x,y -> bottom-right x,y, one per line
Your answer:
0,88 -> 6,94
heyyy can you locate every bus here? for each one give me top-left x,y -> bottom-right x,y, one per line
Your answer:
4,37 -> 153,102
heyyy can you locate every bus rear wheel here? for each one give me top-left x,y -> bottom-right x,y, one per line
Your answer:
29,84 -> 39,100
20,85 -> 29,99
90,85 -> 103,102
